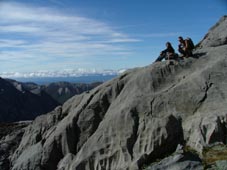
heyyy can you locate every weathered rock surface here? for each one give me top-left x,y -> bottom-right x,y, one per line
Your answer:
144,150 -> 203,170
0,121 -> 30,170
5,16 -> 227,170
198,15 -> 227,48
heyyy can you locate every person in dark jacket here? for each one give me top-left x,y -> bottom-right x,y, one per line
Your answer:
178,36 -> 194,57
155,42 -> 177,62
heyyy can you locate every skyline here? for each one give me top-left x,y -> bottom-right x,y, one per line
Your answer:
0,0 -> 226,78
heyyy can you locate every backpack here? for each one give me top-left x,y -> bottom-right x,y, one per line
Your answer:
186,38 -> 195,50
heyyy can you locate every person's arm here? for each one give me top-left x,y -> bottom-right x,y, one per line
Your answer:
161,48 -> 168,54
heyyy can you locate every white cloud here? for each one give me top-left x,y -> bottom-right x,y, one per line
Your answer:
0,25 -> 42,33
0,39 -> 27,48
0,2 -> 140,72
0,68 -> 126,78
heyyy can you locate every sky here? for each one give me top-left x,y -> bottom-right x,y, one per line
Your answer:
0,0 -> 226,77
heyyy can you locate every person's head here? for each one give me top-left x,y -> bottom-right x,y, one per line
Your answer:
178,36 -> 184,43
166,42 -> 172,47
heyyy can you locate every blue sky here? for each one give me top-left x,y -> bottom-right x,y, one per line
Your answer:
0,0 -> 226,77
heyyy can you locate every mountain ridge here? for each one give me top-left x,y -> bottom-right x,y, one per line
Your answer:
0,77 -> 59,122
0,78 -> 101,122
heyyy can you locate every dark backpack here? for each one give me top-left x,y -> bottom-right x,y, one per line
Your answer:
186,38 -> 195,50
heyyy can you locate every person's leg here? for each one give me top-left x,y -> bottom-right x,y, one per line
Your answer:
178,47 -> 186,57
173,53 -> 179,60
155,53 -> 165,62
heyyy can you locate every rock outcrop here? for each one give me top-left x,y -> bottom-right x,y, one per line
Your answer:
144,146 -> 203,170
198,15 -> 227,48
0,121 -> 30,170
3,16 -> 227,170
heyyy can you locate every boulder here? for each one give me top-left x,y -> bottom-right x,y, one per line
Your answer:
144,150 -> 203,170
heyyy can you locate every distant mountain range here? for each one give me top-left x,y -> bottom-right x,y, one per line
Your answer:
0,77 -> 102,122
42,81 -> 102,104
12,74 -> 117,85
0,77 -> 59,122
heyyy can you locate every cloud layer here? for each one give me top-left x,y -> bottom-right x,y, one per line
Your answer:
0,68 -> 126,78
0,2 -> 139,73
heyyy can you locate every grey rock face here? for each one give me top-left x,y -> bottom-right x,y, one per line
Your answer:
198,15 -> 227,48
183,113 -> 227,153
144,152 -> 203,170
0,122 -> 30,170
8,16 -> 227,170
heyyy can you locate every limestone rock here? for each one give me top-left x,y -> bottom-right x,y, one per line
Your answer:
57,153 -> 75,170
198,15 -> 227,48
0,122 -> 30,170
183,113 -> 227,153
144,152 -> 203,170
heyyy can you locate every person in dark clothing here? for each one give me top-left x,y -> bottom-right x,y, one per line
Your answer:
155,42 -> 177,62
178,36 -> 186,56
178,36 -> 194,58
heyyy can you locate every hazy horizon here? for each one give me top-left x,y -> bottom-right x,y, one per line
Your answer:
10,74 -> 117,85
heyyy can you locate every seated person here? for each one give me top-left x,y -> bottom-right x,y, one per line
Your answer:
178,36 -> 194,58
155,42 -> 177,62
